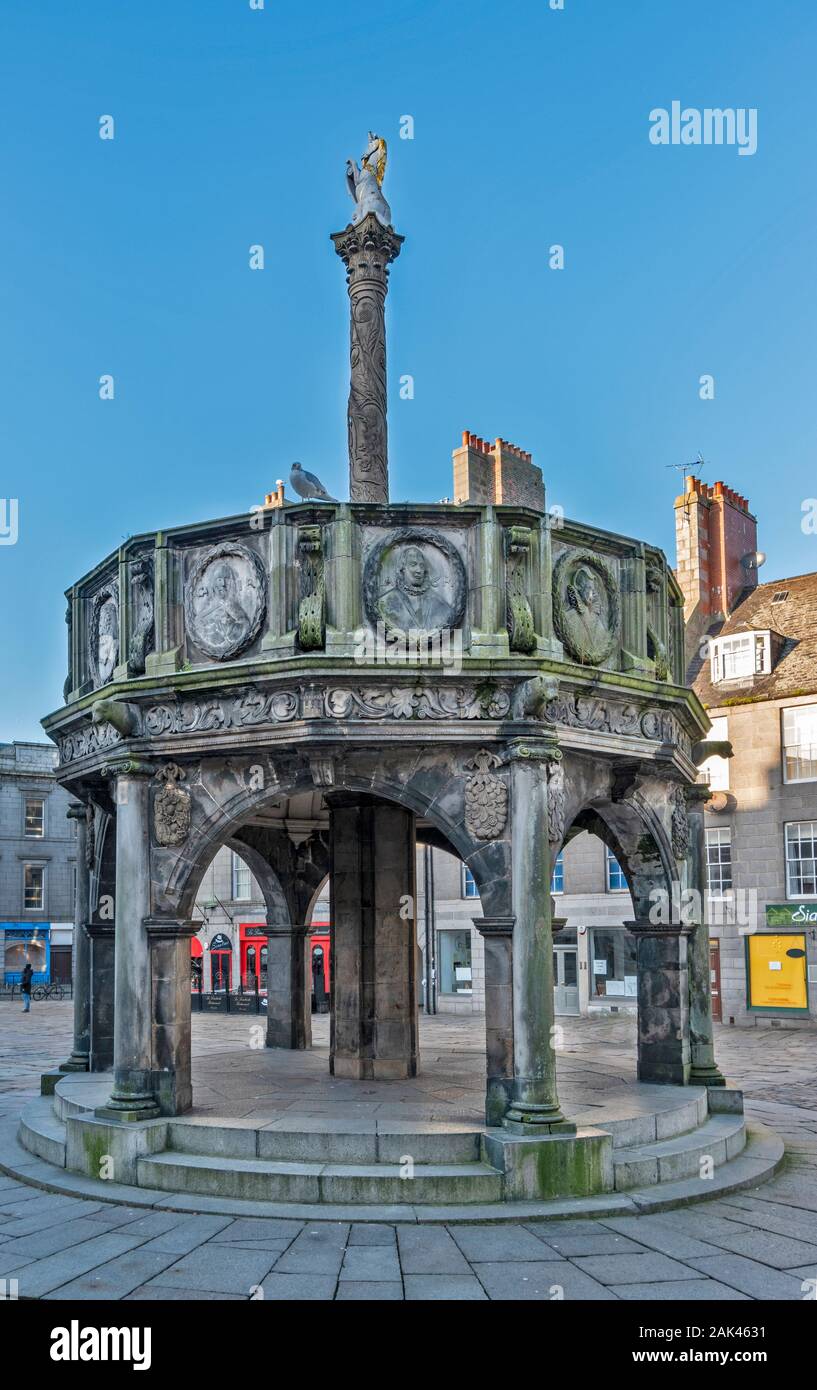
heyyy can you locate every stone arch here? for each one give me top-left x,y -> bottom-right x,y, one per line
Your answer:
161,757 -> 511,923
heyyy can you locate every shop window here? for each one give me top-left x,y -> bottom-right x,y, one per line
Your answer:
551,852 -> 564,894
24,797 -> 45,838
438,930 -> 472,994
24,864 -> 45,911
782,705 -> 817,784
785,822 -> 817,898
231,852 -> 251,901
605,847 -> 628,892
461,866 -> 479,899
706,827 -> 733,894
589,927 -> 636,1000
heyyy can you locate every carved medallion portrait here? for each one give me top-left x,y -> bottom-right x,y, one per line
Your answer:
185,542 -> 267,662
552,551 -> 620,666
89,584 -> 119,687
363,528 -> 467,639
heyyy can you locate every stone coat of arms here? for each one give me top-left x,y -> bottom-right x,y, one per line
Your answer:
465,750 -> 508,839
154,764 -> 191,847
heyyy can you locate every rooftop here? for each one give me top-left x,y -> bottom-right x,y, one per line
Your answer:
692,569 -> 817,707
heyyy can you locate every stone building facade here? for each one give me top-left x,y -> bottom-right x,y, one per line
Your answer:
0,741 -> 77,984
675,477 -> 817,1027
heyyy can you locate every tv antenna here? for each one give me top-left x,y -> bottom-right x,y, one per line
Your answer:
667,453 -> 708,522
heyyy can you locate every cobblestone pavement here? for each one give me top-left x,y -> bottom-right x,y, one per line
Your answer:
1,1001 -> 816,1301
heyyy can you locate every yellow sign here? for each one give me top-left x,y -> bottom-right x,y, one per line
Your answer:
747,933 -> 808,1011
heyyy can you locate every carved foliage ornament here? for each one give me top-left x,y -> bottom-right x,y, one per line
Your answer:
154,763 -> 191,847
297,525 -> 325,652
552,550 -> 620,666
671,785 -> 690,861
185,542 -> 267,662
325,683 -> 510,722
505,527 -> 536,655
128,556 -> 155,676
546,757 -> 566,848
363,528 -> 467,640
464,750 -> 508,840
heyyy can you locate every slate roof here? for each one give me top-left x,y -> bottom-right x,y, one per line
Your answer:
691,570 -> 817,708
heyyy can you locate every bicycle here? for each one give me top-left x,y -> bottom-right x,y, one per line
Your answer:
32,982 -> 66,1002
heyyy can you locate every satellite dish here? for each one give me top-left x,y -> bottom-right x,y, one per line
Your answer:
741,551 -> 766,571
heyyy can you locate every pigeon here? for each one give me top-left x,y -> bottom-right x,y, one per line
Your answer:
289,462 -> 338,502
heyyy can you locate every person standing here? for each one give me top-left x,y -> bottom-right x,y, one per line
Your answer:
21,961 -> 33,1014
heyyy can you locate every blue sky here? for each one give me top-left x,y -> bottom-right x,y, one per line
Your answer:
1,0 -> 816,741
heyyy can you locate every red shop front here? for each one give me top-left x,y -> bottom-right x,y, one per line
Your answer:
240,923 -> 269,990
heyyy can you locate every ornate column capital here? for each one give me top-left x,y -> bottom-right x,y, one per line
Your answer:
472,915 -> 515,938
143,917 -> 200,941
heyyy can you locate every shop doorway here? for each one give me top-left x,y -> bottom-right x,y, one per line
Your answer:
553,947 -> 579,1015
710,939 -> 722,1023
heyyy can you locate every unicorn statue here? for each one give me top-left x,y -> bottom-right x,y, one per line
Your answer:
345,132 -> 392,228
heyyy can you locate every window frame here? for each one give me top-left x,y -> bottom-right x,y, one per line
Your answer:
23,795 -> 46,839
782,704 -> 817,786
784,820 -> 817,901
231,851 -> 252,902
605,846 -> 628,893
710,631 -> 770,683
705,826 -> 733,897
23,862 -> 46,913
461,865 -> 479,900
551,851 -> 565,895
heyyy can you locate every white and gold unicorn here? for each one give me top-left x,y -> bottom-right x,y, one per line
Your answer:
345,132 -> 392,228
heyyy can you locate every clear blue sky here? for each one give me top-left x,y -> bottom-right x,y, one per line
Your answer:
1,0 -> 816,741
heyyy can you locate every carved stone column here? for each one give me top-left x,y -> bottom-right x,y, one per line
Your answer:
503,741 -> 573,1134
97,762 -> 161,1121
145,917 -> 198,1115
628,920 -> 692,1085
473,916 -> 515,1126
59,804 -> 91,1072
686,786 -> 726,1086
331,213 -> 404,504
266,924 -> 312,1051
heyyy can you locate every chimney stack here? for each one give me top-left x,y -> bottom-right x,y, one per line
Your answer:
674,477 -> 758,670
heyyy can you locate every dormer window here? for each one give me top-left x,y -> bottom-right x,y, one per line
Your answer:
710,631 -> 770,682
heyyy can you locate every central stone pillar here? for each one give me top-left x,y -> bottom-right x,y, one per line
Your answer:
60,804 -> 91,1072
329,793 -> 418,1079
503,743 -> 573,1134
629,921 -> 692,1085
331,214 -> 404,504
97,764 -> 160,1121
473,916 -> 515,1126
266,924 -> 311,1050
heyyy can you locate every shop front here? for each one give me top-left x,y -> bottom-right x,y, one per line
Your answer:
745,907 -> 812,1017
209,931 -> 233,992
240,923 -> 268,991
586,924 -> 637,1014
3,925 -> 51,985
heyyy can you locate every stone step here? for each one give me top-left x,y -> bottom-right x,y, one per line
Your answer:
166,1120 -> 482,1165
613,1113 -> 746,1190
19,1096 -> 67,1167
138,1151 -> 505,1205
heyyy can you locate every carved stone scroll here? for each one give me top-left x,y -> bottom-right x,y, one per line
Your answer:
297,525 -> 325,651
505,526 -> 536,655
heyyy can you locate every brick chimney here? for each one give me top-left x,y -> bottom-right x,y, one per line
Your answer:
674,476 -> 758,667
452,431 -> 544,511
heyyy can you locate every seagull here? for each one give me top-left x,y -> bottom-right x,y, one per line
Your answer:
289,462 -> 338,502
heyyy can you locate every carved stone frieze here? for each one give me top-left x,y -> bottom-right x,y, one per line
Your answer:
58,720 -> 122,766
185,541 -> 267,661
464,750 -> 508,840
143,689 -> 298,736
544,692 -> 692,756
325,683 -> 510,722
546,757 -> 566,847
153,763 -> 191,847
